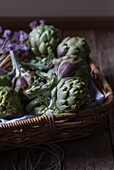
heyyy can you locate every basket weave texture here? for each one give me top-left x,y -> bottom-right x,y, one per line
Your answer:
0,56 -> 113,151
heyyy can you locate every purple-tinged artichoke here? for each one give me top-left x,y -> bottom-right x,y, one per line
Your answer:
49,77 -> 90,112
53,55 -> 91,83
10,51 -> 43,99
57,37 -> 90,60
15,77 -> 28,92
10,51 -> 56,100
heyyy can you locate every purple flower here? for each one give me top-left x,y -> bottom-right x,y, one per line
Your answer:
3,29 -> 11,38
0,26 -> 3,34
11,32 -> 20,42
0,38 -> 4,45
0,49 -> 4,54
20,44 -> 29,51
39,19 -> 45,25
4,43 -> 14,51
29,21 -> 38,29
19,30 -> 27,43
16,44 -> 30,57
14,44 -> 20,51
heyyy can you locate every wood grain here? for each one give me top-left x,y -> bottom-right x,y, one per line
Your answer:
63,120 -> 114,170
96,31 -> 114,158
62,30 -> 114,170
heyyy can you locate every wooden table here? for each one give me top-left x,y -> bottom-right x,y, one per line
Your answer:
0,30 -> 114,170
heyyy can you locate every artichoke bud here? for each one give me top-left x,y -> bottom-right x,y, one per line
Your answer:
28,24 -> 61,56
15,77 -> 28,92
57,37 -> 90,60
10,51 -> 42,99
53,55 -> 90,83
50,77 -> 90,112
14,71 -> 39,94
57,58 -> 75,80
53,55 -> 75,78
57,44 -> 67,57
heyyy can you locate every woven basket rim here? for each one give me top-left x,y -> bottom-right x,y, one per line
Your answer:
0,57 -> 113,134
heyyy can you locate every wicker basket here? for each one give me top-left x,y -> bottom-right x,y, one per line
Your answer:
0,55 -> 113,151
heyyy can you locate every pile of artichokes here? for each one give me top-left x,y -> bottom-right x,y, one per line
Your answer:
0,20 -> 91,118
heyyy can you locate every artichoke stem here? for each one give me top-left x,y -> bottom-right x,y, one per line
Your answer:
10,50 -> 25,75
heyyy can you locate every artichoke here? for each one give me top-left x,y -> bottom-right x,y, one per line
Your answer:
53,55 -> 91,83
0,86 -> 21,118
10,51 -> 54,100
57,37 -> 90,59
24,71 -> 56,99
49,77 -> 89,112
10,51 -> 41,96
27,24 -> 61,56
25,24 -> 61,71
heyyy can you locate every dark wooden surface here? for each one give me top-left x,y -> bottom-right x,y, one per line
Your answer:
0,30 -> 114,170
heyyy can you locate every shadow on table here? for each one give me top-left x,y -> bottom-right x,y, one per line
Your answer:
62,117 -> 114,169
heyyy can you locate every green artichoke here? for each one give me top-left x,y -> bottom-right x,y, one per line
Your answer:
49,77 -> 89,112
0,86 -> 21,118
57,37 -> 90,59
28,24 -> 61,56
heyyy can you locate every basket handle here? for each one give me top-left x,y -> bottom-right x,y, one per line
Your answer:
88,58 -> 113,99
0,114 -> 57,134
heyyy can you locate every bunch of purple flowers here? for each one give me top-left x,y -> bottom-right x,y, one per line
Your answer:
0,20 -> 39,58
